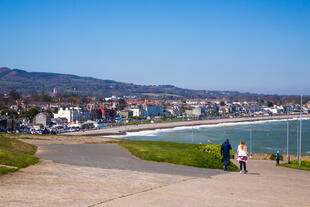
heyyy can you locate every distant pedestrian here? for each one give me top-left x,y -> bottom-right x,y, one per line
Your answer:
237,141 -> 249,174
221,139 -> 232,171
276,151 -> 280,165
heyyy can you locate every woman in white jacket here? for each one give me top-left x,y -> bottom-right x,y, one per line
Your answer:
237,140 -> 249,174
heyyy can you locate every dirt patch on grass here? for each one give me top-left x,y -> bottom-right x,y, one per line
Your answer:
250,153 -> 310,161
5,134 -> 119,145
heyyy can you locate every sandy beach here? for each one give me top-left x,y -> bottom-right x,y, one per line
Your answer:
64,114 -> 310,136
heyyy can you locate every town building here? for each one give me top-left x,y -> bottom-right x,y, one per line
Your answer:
119,110 -> 133,119
165,106 -> 182,116
185,107 -> 202,117
144,105 -> 164,116
53,107 -> 90,123
130,107 -> 145,117
34,112 -> 51,127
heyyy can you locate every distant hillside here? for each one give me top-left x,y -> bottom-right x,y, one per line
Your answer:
0,67 -> 307,104
0,67 -> 218,97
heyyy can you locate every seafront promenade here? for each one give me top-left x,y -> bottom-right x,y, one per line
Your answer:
65,114 -> 310,136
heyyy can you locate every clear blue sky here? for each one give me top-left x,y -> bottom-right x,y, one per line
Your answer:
0,0 -> 309,95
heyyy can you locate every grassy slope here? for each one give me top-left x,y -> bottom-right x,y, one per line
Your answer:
0,166 -> 17,175
279,160 -> 310,171
142,93 -> 182,97
119,140 -> 238,171
0,135 -> 39,175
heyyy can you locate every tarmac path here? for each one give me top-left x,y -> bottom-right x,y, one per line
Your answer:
1,143 -> 310,207
37,143 -> 223,178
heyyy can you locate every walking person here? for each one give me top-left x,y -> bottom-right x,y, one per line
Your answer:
237,140 -> 249,174
221,139 -> 232,171
276,150 -> 280,165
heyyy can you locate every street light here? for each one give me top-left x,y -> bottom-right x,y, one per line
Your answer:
296,117 -> 299,159
286,121 -> 290,163
299,95 -> 302,167
250,125 -> 253,158
191,127 -> 194,143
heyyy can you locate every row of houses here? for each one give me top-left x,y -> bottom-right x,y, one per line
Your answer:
1,96 -> 310,132
31,101 -> 310,125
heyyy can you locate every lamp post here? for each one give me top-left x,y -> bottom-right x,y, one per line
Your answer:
191,127 -> 194,143
286,121 -> 289,163
250,125 -> 253,158
299,95 -> 302,167
296,119 -> 299,159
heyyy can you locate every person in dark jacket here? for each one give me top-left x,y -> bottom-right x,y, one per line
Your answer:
221,139 -> 232,171
276,151 -> 280,165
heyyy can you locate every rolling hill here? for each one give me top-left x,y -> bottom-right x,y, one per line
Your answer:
0,67 -> 215,97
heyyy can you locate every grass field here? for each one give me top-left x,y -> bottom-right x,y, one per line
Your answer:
142,93 -> 182,97
119,140 -> 238,171
279,160 -> 310,171
0,135 -> 39,176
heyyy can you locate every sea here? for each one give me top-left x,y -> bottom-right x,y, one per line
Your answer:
108,118 -> 310,155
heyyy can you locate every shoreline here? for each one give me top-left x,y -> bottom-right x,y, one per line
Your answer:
64,114 -> 310,136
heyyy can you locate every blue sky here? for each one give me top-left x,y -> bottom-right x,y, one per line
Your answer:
0,0 -> 309,95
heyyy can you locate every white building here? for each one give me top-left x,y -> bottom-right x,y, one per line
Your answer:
185,107 -> 202,116
129,104 -> 164,117
165,106 -> 182,116
53,107 -> 90,123
264,107 -> 280,114
105,96 -> 117,101
130,108 -> 145,117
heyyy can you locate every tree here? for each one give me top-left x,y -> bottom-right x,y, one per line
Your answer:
267,101 -> 274,107
27,108 -> 39,119
40,94 -> 53,102
0,109 -> 13,117
9,90 -> 21,100
67,96 -> 77,104
18,108 -> 39,120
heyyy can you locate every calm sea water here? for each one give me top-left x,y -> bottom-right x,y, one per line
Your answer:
109,118 -> 310,155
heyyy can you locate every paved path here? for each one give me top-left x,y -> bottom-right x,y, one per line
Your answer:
37,143 -> 223,178
1,143 -> 309,207
0,159 -> 190,207
101,160 -> 310,207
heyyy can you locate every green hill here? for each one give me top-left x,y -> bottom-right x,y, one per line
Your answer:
0,67 -> 210,97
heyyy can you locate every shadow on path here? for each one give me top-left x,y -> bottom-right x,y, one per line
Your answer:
246,172 -> 260,175
37,143 -> 224,178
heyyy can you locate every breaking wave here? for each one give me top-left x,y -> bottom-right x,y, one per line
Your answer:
106,117 -> 310,138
